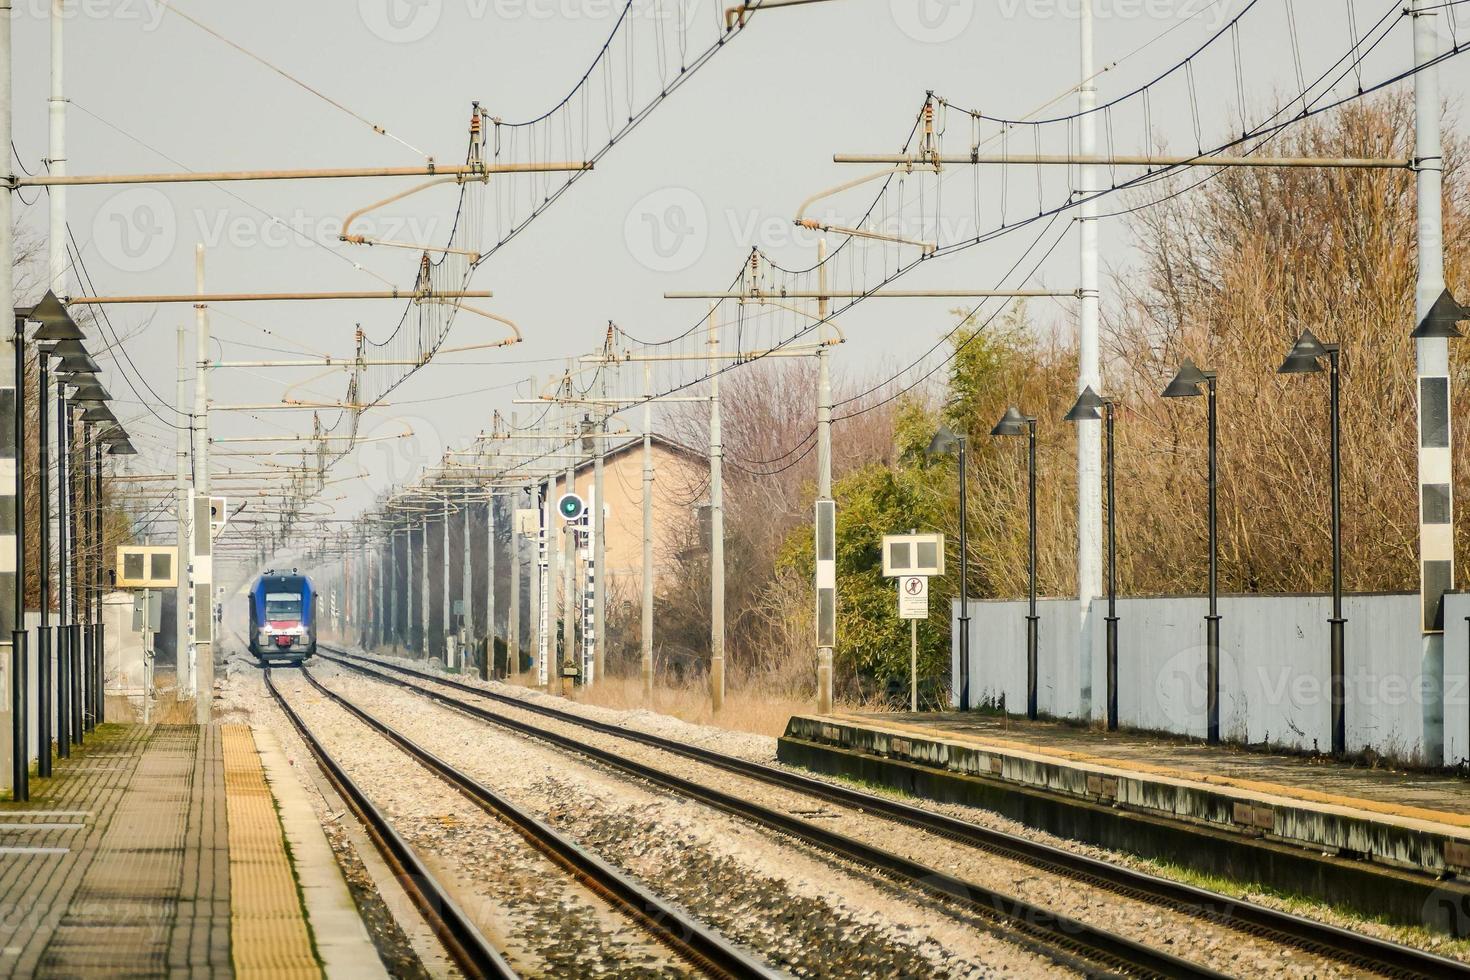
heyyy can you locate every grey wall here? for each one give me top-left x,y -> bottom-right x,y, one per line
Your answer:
953,592 -> 1467,764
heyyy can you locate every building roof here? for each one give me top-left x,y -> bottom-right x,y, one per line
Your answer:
567,433 -> 708,476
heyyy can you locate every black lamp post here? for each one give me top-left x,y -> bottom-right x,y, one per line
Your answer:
28,291 -> 86,778
9,311 -> 26,801
1278,330 -> 1345,755
1162,358 -> 1221,745
78,405 -> 113,734
55,351 -> 98,752
992,406 -> 1039,720
926,425 -> 970,711
1065,386 -> 1120,731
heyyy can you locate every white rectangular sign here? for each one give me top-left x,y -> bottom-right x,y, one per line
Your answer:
898,575 -> 929,620
882,533 -> 944,578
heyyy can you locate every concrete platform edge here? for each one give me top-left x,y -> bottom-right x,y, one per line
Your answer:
251,725 -> 389,980
779,719 -> 1470,933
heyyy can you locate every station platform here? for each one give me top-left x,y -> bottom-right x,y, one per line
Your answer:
779,711 -> 1470,930
0,724 -> 375,978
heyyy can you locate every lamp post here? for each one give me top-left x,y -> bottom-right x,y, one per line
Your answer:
926,425 -> 970,711
29,290 -> 86,777
79,404 -> 113,733
992,407 -> 1039,720
1279,330 -> 1345,754
1066,386 -> 1119,730
54,348 -> 97,752
1161,358 -> 1221,745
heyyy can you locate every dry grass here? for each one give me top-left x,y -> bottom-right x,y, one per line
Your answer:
105,686 -> 200,724
510,672 -> 883,739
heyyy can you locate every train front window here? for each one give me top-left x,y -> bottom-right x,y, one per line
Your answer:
265,592 -> 302,620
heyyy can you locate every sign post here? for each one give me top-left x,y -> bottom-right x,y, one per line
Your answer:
882,533 -> 942,714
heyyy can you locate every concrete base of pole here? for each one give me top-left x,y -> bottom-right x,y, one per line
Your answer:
710,655 -> 725,712
816,649 -> 833,715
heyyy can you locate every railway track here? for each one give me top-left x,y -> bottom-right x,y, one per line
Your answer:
313,647 -> 1254,979
317,644 -> 1470,980
262,661 -> 773,980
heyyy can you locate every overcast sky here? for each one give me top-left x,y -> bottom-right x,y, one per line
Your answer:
10,0 -> 1467,546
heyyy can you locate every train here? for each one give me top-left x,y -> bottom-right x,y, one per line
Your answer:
247,570 -> 318,662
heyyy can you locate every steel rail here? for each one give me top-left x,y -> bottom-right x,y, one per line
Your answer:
321,646 -> 1470,980
260,666 -> 516,979
294,666 -> 773,980
316,647 -> 1223,979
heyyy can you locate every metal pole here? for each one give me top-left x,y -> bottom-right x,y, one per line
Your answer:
405,521 -> 415,651
708,306 -> 725,712
509,490 -> 521,681
1104,402 -> 1119,732
816,238 -> 834,715
442,494 -> 451,664
561,420 -> 576,695
193,245 -> 213,720
1026,420 -> 1039,721
81,422 -> 94,734
91,433 -> 101,725
55,383 -> 68,756
176,326 -> 193,697
11,319 -> 26,801
483,495 -> 493,681
539,477 -> 552,689
36,348 -> 50,778
1329,350 -> 1346,755
957,437 -> 970,712
388,525 -> 398,649
1206,378 -> 1220,746
67,402 -> 80,745
0,0 -> 17,796
1413,0 -> 1451,766
1076,0 -> 1102,724
592,370 -> 608,687
641,364 -> 654,698
376,532 -> 386,650
420,515 -> 429,658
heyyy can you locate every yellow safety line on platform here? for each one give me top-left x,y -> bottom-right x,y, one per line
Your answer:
826,714 -> 1470,835
223,724 -> 323,979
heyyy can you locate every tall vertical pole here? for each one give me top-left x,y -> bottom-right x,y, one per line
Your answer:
1076,0 -> 1102,722
55,383 -> 68,756
67,402 -> 80,745
539,477 -> 552,689
561,409 -> 576,695
10,320 -> 26,801
0,0 -> 17,796
957,438 -> 970,711
641,364 -> 655,698
388,525 -> 398,648
405,521 -> 415,650
1026,420 -> 1039,721
509,490 -> 521,681
376,533 -> 386,649
42,0 -> 65,778
36,350 -> 50,777
176,327 -> 193,697
90,433 -> 101,725
442,494 -> 451,663
592,364 -> 608,687
1414,0 -> 1451,766
1329,350 -> 1345,755
483,495 -> 493,680
80,421 -> 90,733
419,515 -> 430,658
815,239 -> 834,715
708,305 -> 725,712
1205,378 -> 1220,745
1104,403 -> 1118,731
193,245 -> 212,721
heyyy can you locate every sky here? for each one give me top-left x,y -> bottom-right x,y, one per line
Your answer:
9,0 -> 1469,560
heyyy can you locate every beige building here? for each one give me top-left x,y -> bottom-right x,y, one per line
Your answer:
547,435 -> 709,599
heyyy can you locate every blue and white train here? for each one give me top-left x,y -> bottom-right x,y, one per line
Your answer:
247,570 -> 317,662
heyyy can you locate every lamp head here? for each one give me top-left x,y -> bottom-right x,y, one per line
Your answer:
26,290 -> 85,342
1412,288 -> 1468,339
1063,385 -> 1107,422
1161,358 -> 1210,398
108,439 -> 137,456
1277,328 -> 1333,374
926,424 -> 962,456
990,406 -> 1030,437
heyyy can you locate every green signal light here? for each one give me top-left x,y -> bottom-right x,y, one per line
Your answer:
558,493 -> 585,521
